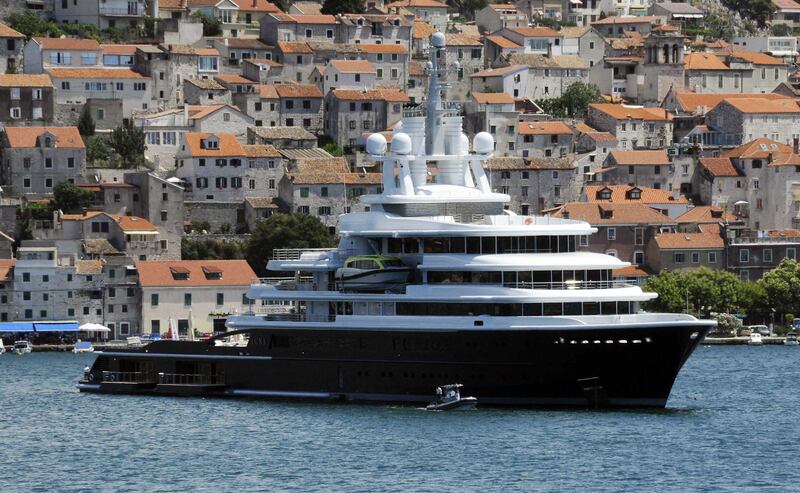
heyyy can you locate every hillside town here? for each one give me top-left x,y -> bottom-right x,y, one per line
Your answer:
0,0 -> 799,340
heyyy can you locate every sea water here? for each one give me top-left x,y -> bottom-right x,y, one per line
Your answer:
0,346 -> 798,492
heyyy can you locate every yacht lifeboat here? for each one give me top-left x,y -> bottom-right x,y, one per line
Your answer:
335,255 -> 411,292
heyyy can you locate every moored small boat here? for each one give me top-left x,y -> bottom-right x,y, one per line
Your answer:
0,340 -> 5,355
73,341 -> 95,353
335,255 -> 411,292
426,384 -> 477,411
784,332 -> 799,346
748,333 -> 763,346
13,340 -> 32,355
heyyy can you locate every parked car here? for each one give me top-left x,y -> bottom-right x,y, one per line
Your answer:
748,325 -> 770,336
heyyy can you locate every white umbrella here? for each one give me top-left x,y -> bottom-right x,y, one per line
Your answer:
734,200 -> 749,206
79,323 -> 111,333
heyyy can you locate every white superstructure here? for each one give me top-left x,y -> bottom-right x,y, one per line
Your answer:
228,33 -> 698,333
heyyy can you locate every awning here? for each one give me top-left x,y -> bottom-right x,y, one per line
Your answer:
34,322 -> 79,332
0,322 -> 35,332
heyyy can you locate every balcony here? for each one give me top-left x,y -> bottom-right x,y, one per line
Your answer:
99,5 -> 145,17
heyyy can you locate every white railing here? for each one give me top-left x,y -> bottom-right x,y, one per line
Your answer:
271,248 -> 338,260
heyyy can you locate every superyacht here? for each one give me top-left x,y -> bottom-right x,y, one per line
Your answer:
78,33 -> 715,407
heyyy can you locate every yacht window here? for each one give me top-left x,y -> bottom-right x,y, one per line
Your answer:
525,303 -> 542,316
498,236 -> 513,253
387,238 -> 402,254
618,301 -> 631,314
543,303 -> 562,316
383,258 -> 403,267
518,271 -> 532,286
403,238 -> 419,253
466,237 -> 481,253
481,237 -> 496,254
601,301 -> 617,315
583,302 -> 600,315
564,303 -> 582,316
424,237 -> 448,253
535,236 -> 550,252
449,237 -> 466,253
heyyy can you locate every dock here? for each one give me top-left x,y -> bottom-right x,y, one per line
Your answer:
702,336 -> 790,345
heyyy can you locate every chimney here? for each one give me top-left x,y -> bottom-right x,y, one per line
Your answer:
546,42 -> 552,58
672,188 -> 680,201
794,136 -> 799,154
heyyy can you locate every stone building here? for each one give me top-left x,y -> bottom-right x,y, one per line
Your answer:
604,150 -> 674,190
440,34 -> 483,101
633,27 -> 685,105
549,202 -> 677,266
684,50 -> 789,95
247,126 -> 318,148
23,37 -> 102,74
1,127 -> 85,199
475,4 -> 528,34
321,59 -> 377,96
465,92 -> 519,156
242,83 -> 324,132
336,13 -> 414,49
279,158 -> 382,231
182,77 -> 232,105
506,53 -> 588,101
587,103 -> 674,150
385,0 -> 449,32
0,22 -> 25,74
647,231 -> 726,272
324,88 -> 409,151
0,74 -> 54,124
486,156 -> 577,215
727,230 -> 800,281
136,260 -> 256,336
704,98 -> 800,147
356,44 -> 410,90
259,13 -> 337,45
517,121 -> 574,159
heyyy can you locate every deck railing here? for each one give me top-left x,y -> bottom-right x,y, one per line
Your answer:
271,248 -> 338,260
101,371 -> 153,383
158,373 -> 222,385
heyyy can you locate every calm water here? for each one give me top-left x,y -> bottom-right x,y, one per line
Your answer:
1,346 -> 798,492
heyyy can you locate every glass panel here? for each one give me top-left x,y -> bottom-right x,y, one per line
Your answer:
524,303 -> 542,316
618,301 -> 631,314
403,238 -> 418,253
583,302 -> 600,315
564,302 -> 582,315
498,236 -> 512,254
481,237 -> 496,254
449,237 -> 465,253
466,237 -> 481,254
543,303 -> 562,316
601,302 -> 617,315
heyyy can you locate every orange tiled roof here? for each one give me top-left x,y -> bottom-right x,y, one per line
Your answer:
158,0 -> 186,9
766,228 -> 800,238
137,260 -> 256,287
485,34 -> 522,49
4,127 -> 84,148
698,157 -> 742,177
509,26 -> 560,37
238,0 -> 282,12
274,83 -> 323,98
385,0 -> 448,8
589,103 -> 673,121
610,150 -> 670,165
585,185 -> 689,204
258,84 -> 279,99
472,92 -> 515,104
0,259 -> 15,282
722,137 -> 794,159
47,68 -> 146,79
331,88 -> 410,102
184,132 -> 246,157
329,59 -> 376,73
773,0 -> 800,10
720,98 -> 800,114
592,15 -> 661,25
446,34 -> 482,46
278,41 -> 313,54
186,104 -> 242,120
0,74 -> 53,88
0,22 -> 24,38
684,52 -> 730,70
551,202 -> 677,225
100,43 -> 144,55
215,74 -> 255,85
413,19 -> 436,39
613,265 -> 652,277
62,211 -> 158,232
670,91 -> 790,113
470,64 -> 527,78
716,48 -> 785,66
518,121 -> 573,135
654,232 -> 725,249
291,14 -> 337,24
676,206 -> 738,224
242,144 -> 282,158
35,37 -> 101,51
289,157 -> 382,184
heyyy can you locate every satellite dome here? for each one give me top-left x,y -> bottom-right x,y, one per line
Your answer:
431,32 -> 446,48
392,132 -> 413,155
473,132 -> 494,154
458,133 -> 470,155
366,133 -> 387,155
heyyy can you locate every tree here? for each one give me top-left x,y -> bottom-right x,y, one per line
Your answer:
109,120 -> 146,169
53,181 -> 94,213
182,238 -> 245,260
321,0 -> 366,15
758,258 -> 800,317
323,143 -> 344,156
715,313 -> 743,336
772,23 -> 792,36
245,213 -> 336,276
78,105 -> 95,137
641,270 -> 686,313
736,280 -> 768,321
190,11 -> 221,37
535,82 -> 603,118
681,268 -> 740,317
86,135 -> 113,166
5,11 -> 64,38
443,0 -> 488,21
